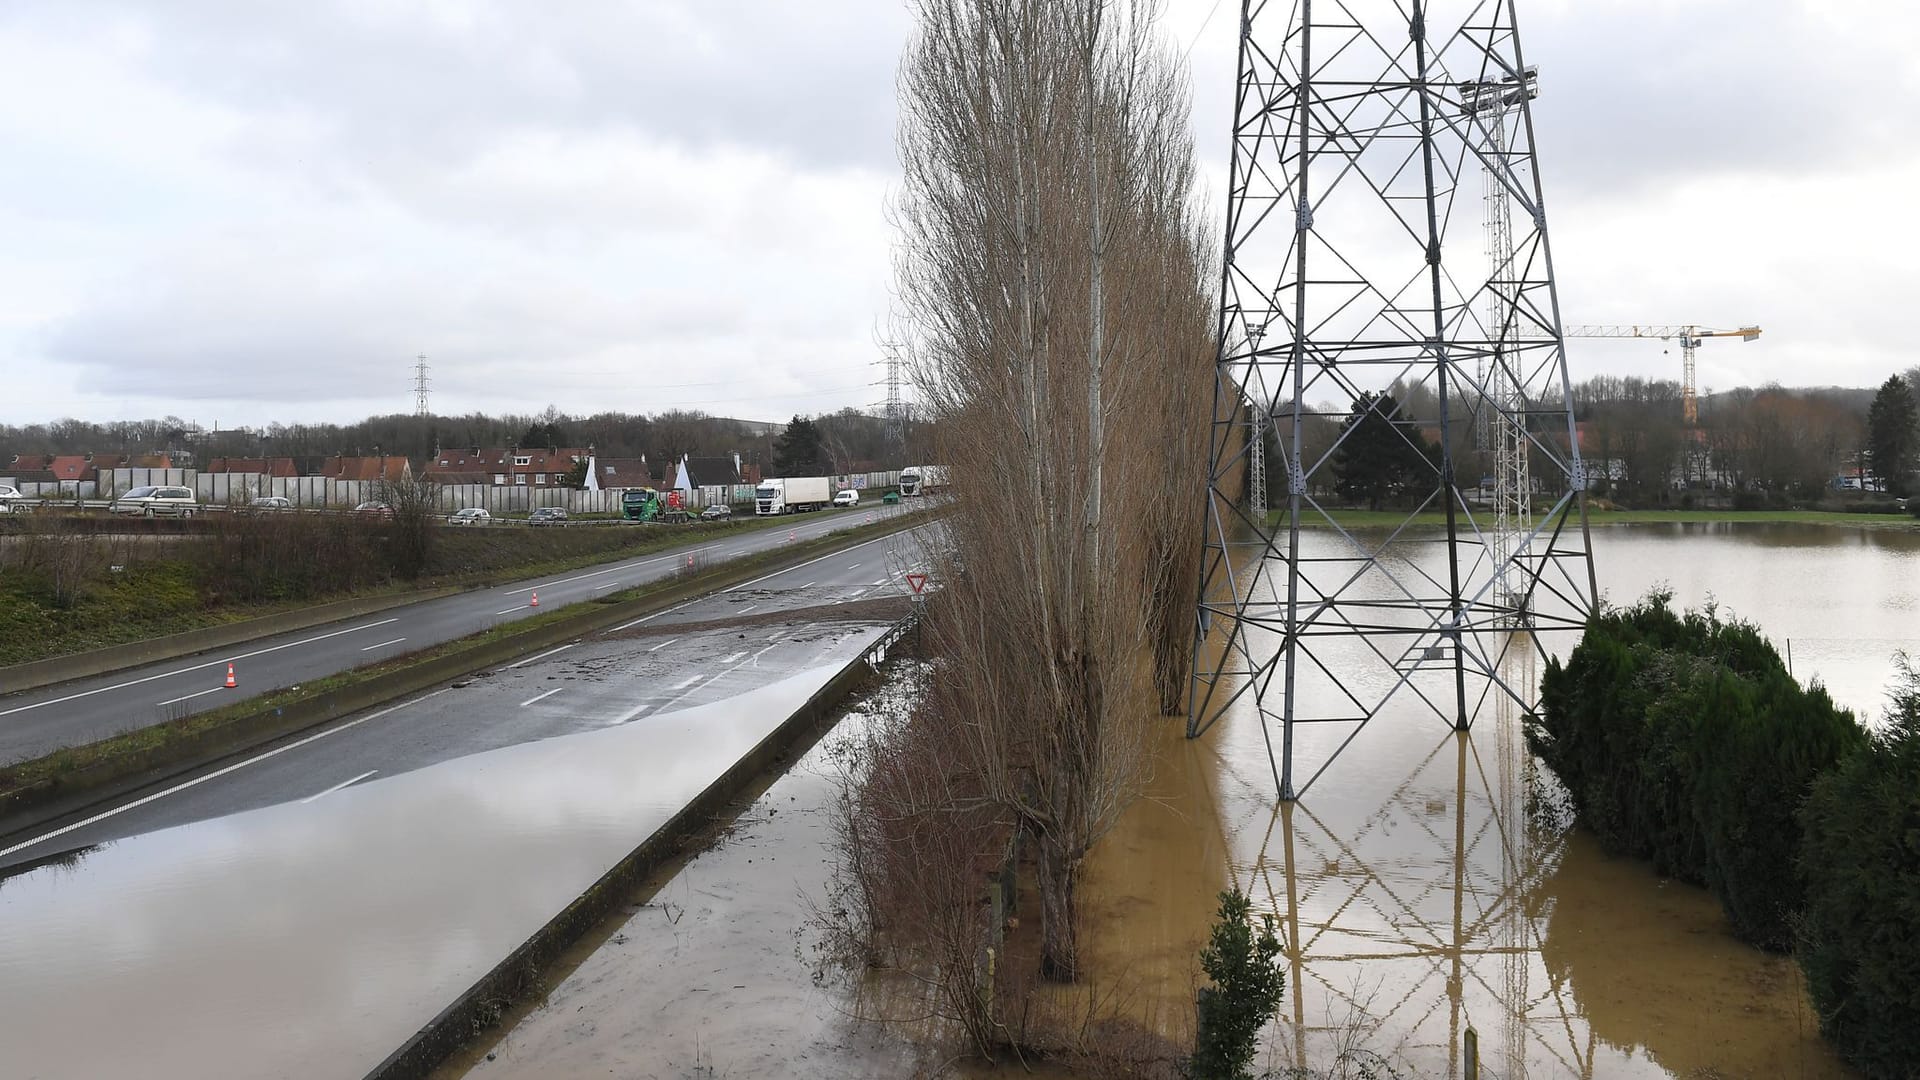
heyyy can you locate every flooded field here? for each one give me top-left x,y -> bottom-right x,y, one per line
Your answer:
1072,521 -> 1917,1077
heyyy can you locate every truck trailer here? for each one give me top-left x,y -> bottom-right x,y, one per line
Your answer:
898,465 -> 949,497
755,475 -> 834,515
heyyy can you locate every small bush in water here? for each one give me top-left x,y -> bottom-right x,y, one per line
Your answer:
1187,888 -> 1285,1080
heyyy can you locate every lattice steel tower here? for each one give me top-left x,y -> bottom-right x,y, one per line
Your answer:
412,354 -> 431,417
1189,0 -> 1598,800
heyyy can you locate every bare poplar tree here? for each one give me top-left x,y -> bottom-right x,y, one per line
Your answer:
887,0 -> 1215,982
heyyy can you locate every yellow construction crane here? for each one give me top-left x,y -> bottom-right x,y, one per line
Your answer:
1562,324 -> 1762,424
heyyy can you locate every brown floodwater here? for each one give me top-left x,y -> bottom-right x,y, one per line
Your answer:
1065,522 -> 1916,1077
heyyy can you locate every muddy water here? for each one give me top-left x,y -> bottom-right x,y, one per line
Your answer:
0,655 -> 879,1080
1070,523 -> 1914,1077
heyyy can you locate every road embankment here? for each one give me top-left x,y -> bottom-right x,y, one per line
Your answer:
0,510 -> 939,843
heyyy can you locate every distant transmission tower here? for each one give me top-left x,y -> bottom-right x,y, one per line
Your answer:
882,340 -> 906,454
1466,68 -> 1539,625
412,354 -> 431,417
1189,0 -> 1598,800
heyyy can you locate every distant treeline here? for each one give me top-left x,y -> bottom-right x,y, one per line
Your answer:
0,405 -> 930,474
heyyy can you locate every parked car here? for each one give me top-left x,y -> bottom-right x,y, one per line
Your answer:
0,484 -> 28,513
111,485 -> 200,517
527,507 -> 569,526
833,489 -> 861,508
447,507 -> 492,526
351,501 -> 395,520
699,504 -> 732,520
248,496 -> 293,512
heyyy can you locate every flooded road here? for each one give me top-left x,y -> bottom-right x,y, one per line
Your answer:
0,651 -> 879,1079
1076,522 -> 1912,1077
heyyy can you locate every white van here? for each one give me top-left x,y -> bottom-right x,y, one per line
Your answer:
111,485 -> 200,517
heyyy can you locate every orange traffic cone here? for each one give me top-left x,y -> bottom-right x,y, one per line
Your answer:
225,663 -> 237,688
529,591 -> 539,608
788,529 -> 796,543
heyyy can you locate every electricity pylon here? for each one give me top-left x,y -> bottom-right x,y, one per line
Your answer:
1189,0 -> 1599,801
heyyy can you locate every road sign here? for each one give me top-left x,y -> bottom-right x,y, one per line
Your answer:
906,572 -> 928,596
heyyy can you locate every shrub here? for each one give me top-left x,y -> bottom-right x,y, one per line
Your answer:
1186,889 -> 1285,1080
1530,593 -> 1864,949
1798,659 -> 1920,1078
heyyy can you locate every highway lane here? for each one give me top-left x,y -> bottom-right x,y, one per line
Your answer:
0,518 -> 944,869
0,500 -> 933,765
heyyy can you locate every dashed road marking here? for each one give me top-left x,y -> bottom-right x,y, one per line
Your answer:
509,643 -> 576,669
301,770 -> 378,804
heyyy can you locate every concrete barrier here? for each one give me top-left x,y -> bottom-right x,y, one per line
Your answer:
0,588 -> 463,696
363,613 -> 910,1080
0,508 -> 941,840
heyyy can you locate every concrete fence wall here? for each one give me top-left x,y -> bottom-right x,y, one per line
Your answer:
71,467 -> 907,512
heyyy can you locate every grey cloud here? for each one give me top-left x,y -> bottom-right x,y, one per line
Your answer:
17,0 -> 906,176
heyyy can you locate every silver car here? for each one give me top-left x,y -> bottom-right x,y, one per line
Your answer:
0,484 -> 29,514
111,485 -> 199,517
447,507 -> 492,526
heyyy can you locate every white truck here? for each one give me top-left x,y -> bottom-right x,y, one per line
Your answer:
898,464 -> 950,497
755,475 -> 834,515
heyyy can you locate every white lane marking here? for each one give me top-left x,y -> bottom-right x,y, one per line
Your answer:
669,673 -> 704,690
593,581 -> 623,591
495,606 -> 529,615
606,598 -> 697,634
870,579 -> 887,587
508,643 -> 576,669
602,521 -> 931,634
300,770 -> 378,804
719,533 -> 901,595
749,643 -> 779,666
500,553 -> 681,596
800,581 -> 816,589
360,637 -> 407,652
155,686 -> 225,707
737,604 -> 759,615
768,630 -> 786,642
719,651 -> 746,664
520,686 -> 565,707
847,563 -> 860,570
0,688 -> 452,861
647,638 -> 679,653
0,618 -> 402,718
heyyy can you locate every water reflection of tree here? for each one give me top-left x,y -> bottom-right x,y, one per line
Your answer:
1238,664 -> 1612,1079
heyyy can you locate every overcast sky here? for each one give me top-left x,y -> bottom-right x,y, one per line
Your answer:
2,0 -> 1915,428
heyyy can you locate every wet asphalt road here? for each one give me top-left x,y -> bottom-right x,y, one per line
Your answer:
0,519 -> 943,870
0,500 -> 935,765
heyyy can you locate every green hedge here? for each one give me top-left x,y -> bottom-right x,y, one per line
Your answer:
1797,661 -> 1920,1078
1530,594 -> 1864,950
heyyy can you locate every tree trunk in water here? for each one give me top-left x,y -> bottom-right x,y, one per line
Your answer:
1036,832 -> 1080,982
1151,549 -> 1192,715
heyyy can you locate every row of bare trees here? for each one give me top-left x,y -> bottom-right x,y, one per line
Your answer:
835,1 -> 1213,1037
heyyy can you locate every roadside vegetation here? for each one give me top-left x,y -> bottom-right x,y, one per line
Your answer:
1532,594 -> 1919,1075
0,489 -> 806,667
